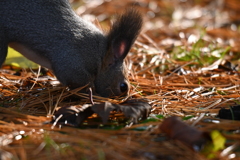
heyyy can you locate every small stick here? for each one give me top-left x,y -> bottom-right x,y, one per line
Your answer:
88,87 -> 94,105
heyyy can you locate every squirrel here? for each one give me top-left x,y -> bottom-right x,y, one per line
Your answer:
0,0 -> 142,97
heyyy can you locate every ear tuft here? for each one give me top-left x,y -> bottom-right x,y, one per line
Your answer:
108,8 -> 143,61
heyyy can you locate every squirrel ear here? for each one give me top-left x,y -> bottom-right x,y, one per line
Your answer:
108,8 -> 142,62
112,40 -> 128,60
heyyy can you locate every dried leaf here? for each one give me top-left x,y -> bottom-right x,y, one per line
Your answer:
91,102 -> 118,123
53,105 -> 93,126
53,99 -> 151,127
117,99 -> 152,123
91,99 -> 151,124
159,116 -> 211,151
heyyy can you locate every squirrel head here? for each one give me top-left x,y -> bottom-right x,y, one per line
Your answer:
93,9 -> 142,98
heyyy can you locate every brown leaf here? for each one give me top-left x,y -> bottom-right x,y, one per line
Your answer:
159,116 -> 211,151
118,99 -> 152,123
53,105 -> 93,127
53,99 -> 151,127
91,102 -> 118,123
91,99 -> 151,124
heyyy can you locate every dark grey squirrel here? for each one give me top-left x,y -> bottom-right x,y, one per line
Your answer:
0,0 -> 142,97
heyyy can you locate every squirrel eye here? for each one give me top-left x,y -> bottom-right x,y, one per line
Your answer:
120,82 -> 128,93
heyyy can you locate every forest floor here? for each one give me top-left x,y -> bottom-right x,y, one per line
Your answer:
1,0 -> 240,159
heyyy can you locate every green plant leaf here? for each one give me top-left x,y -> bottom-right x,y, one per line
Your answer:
201,130 -> 226,159
5,47 -> 39,68
211,130 -> 225,152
